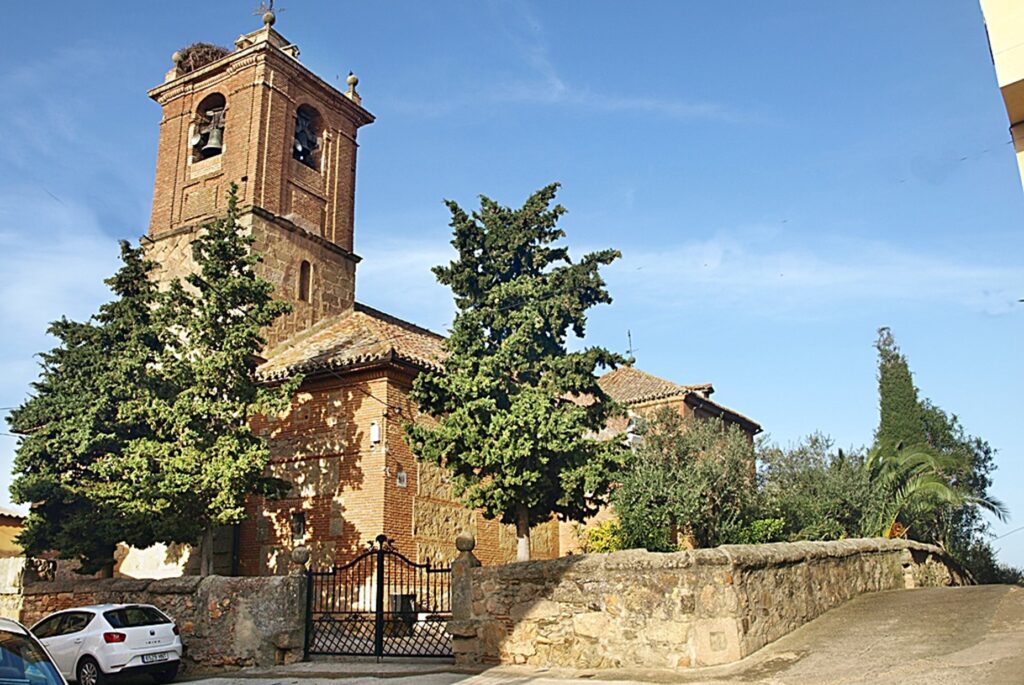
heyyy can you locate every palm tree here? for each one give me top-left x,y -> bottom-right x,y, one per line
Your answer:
860,444 -> 1008,542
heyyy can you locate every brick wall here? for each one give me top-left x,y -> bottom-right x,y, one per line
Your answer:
239,365 -> 560,574
146,28 -> 369,345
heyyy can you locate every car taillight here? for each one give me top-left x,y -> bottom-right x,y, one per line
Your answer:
103,632 -> 126,643
172,625 -> 179,635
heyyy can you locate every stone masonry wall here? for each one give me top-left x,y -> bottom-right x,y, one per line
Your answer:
449,538 -> 964,670
13,574 -> 305,671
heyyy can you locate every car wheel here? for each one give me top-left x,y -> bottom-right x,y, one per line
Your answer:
152,662 -> 179,684
76,657 -> 105,685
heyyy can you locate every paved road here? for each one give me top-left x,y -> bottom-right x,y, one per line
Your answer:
186,585 -> 1024,685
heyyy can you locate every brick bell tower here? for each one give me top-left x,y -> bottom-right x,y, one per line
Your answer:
145,10 -> 374,347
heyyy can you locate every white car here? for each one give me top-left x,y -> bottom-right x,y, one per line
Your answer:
30,604 -> 182,685
0,616 -> 66,685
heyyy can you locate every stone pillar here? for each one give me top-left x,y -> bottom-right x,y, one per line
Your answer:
290,545 -> 311,662
451,531 -> 481,620
448,531 -> 482,665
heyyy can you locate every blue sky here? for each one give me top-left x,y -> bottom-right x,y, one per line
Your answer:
1,2 -> 1022,566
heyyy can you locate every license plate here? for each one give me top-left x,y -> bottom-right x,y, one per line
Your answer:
142,653 -> 169,664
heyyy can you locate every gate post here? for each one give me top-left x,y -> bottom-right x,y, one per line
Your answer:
290,545 -> 313,661
373,534 -> 387,659
451,531 -> 480,620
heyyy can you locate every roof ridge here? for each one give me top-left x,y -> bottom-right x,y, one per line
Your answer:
354,302 -> 446,340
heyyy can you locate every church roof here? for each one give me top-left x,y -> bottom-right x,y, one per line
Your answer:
257,303 -> 445,381
597,365 -> 761,434
257,311 -> 760,433
597,365 -> 714,405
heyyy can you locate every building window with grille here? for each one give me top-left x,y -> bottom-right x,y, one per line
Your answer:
298,260 -> 312,302
290,511 -> 306,541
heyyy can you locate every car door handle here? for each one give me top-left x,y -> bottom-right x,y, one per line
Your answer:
73,639 -> 83,644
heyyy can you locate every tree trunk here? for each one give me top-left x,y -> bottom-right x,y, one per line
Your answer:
516,505 -> 531,562
200,528 -> 214,576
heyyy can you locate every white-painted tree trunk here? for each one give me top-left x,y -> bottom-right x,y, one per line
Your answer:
516,505 -> 531,562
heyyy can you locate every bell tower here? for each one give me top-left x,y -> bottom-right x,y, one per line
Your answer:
145,11 -> 374,346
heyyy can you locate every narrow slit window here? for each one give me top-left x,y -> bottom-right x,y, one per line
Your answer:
298,260 -> 312,302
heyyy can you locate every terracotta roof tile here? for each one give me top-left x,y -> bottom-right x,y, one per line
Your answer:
257,313 -> 761,433
597,366 -> 713,405
597,366 -> 761,433
257,303 -> 446,381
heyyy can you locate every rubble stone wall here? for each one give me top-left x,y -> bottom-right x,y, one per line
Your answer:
449,538 -> 965,670
15,574 -> 305,671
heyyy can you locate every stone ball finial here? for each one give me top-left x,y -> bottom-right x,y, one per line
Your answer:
263,10 -> 276,27
291,545 -> 310,567
171,51 -> 183,65
347,71 -> 359,87
456,530 -> 476,553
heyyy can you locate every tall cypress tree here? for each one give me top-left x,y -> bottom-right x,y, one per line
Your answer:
407,183 -> 627,561
92,185 -> 296,573
874,327 -> 927,450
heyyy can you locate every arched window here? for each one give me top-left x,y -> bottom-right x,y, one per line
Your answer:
298,260 -> 312,302
293,105 -> 321,169
191,93 -> 226,161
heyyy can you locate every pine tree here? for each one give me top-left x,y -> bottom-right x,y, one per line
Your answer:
8,242 -> 163,574
407,183 -> 627,561
874,327 -> 927,450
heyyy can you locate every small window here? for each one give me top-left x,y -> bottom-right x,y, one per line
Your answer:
103,606 -> 171,628
191,93 -> 226,161
291,512 -> 306,541
293,105 -> 320,169
30,615 -> 64,639
59,613 -> 94,635
298,260 -> 312,302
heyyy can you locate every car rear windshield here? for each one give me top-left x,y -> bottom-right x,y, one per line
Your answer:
103,607 -> 171,629
0,629 -> 63,685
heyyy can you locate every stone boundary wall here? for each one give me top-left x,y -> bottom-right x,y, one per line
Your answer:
3,574 -> 305,671
448,537 -> 965,670
0,558 -> 25,620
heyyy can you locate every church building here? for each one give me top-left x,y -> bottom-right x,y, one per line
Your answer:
141,14 -> 759,576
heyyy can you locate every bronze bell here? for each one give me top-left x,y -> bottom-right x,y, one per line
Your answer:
202,126 -> 223,155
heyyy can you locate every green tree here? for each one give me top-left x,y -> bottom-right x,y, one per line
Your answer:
91,185 -> 295,573
613,408 -> 759,551
407,183 -> 626,561
858,444 -> 1006,540
8,242 -> 164,574
868,328 -> 1010,580
874,327 -> 926,450
758,434 -> 876,541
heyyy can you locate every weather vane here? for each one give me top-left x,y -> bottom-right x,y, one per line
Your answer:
254,0 -> 285,25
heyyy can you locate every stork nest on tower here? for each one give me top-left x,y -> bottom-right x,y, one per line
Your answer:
176,43 -> 232,73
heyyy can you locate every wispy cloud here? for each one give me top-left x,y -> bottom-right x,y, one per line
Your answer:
356,238 -> 457,333
352,225 -> 1022,327
388,1 -> 739,122
605,229 -> 1022,319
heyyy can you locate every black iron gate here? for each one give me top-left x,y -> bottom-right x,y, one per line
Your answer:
304,535 -> 453,658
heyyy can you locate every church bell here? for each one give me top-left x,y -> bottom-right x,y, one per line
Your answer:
202,126 -> 224,155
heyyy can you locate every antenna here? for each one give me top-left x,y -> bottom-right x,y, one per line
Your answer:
626,330 -> 638,361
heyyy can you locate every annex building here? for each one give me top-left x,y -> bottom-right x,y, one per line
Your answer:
139,15 -> 760,576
